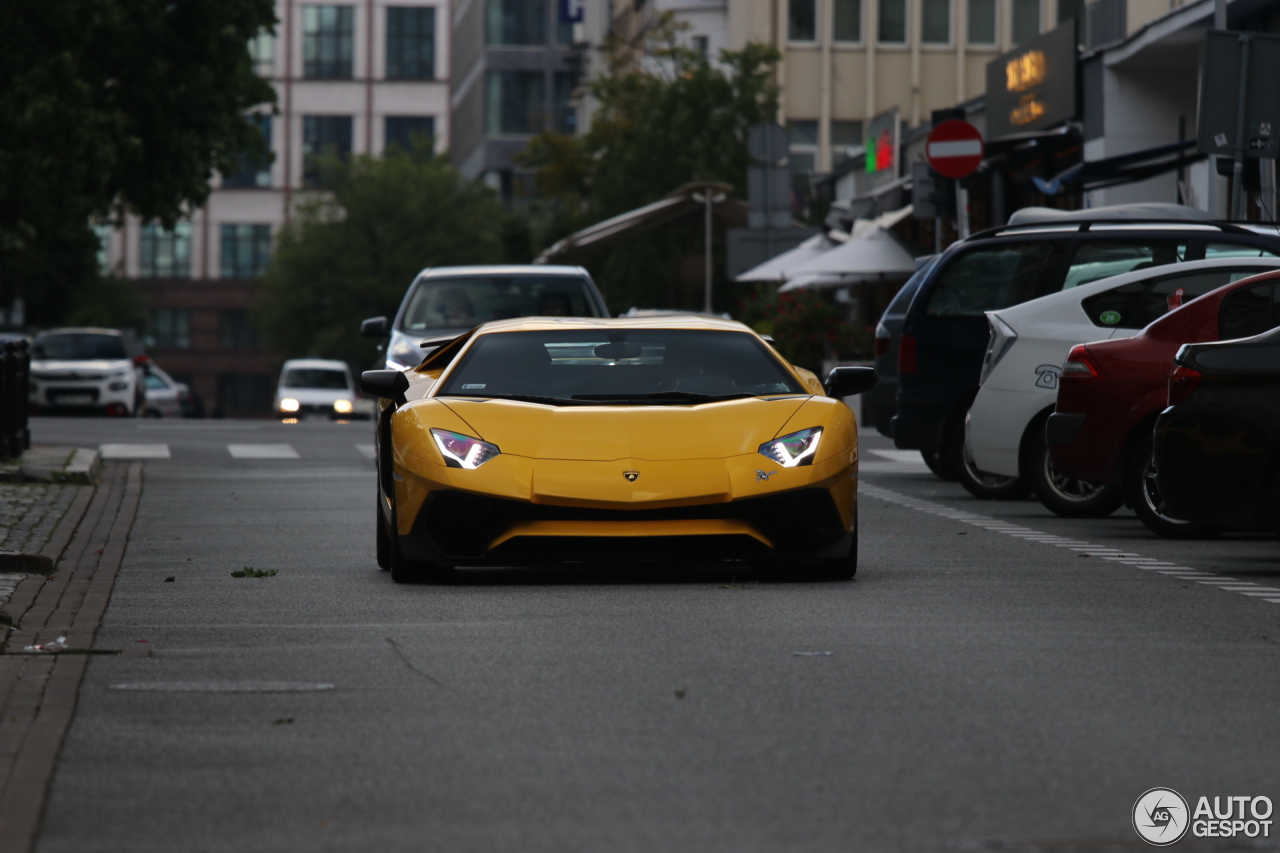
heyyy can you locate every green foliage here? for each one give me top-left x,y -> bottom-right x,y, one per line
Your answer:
0,0 -> 277,326
255,145 -> 510,370
517,15 -> 780,312
63,275 -> 148,331
231,566 -> 277,578
738,286 -> 869,371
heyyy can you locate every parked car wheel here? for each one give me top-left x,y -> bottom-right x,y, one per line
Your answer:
1028,430 -> 1123,518
1128,434 -> 1223,539
955,412 -> 1031,500
921,450 -> 951,479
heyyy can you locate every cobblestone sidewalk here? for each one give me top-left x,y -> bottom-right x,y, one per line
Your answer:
0,482 -> 81,613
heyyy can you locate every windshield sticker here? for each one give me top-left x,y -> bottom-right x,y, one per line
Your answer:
461,383 -> 487,390
1099,310 -> 1121,325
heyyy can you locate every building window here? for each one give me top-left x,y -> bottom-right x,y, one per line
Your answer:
835,0 -> 862,41
486,0 -> 547,45
138,223 -> 191,279
217,374 -> 273,416
921,0 -> 950,42
220,224 -> 272,279
692,34 -> 709,55
222,114 -> 272,189
218,310 -> 261,350
93,223 -> 113,273
788,0 -> 817,41
968,0 -> 997,43
302,115 -> 353,186
879,0 -> 907,42
385,116 -> 435,153
303,5 -> 354,79
386,7 -> 435,79
788,120 -> 818,174
831,120 -> 864,165
249,30 -> 274,76
486,71 -> 545,135
151,309 -> 191,349
1012,0 -> 1040,44
552,72 -> 576,134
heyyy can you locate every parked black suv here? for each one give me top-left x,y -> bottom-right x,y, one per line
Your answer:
890,204 -> 1280,485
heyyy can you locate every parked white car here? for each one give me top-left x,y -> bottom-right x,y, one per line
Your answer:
29,328 -> 144,416
275,358 -> 371,419
141,361 -> 194,418
965,257 -> 1280,512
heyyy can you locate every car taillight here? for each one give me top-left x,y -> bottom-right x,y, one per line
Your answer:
898,333 -> 917,374
1168,364 -> 1202,406
1061,344 -> 1100,379
874,323 -> 890,358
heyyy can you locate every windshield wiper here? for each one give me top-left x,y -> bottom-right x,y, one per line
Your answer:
570,392 -> 754,404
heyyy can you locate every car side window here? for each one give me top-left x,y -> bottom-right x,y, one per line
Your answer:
922,243 -> 1065,318
144,374 -> 168,390
1082,269 -> 1256,329
1204,242 -> 1280,260
1062,240 -> 1188,290
1219,282 -> 1280,339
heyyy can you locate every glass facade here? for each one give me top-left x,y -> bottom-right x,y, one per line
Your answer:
219,310 -> 261,349
1012,0 -> 1041,44
486,0 -> 547,45
138,223 -> 191,279
834,0 -> 862,41
151,309 -> 192,349
222,114 -> 272,189
486,71 -> 544,134
386,7 -> 435,79
303,115 -> 353,186
789,0 -> 817,41
220,224 -> 272,279
385,116 -> 436,152
968,0 -> 997,43
303,5 -> 354,78
552,72 -> 576,134
879,0 -> 907,42
249,30 -> 274,76
921,0 -> 950,42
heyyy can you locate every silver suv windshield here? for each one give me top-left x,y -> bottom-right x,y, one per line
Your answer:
399,276 -> 600,332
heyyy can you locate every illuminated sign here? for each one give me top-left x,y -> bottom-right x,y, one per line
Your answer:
986,21 -> 1077,138
864,108 -> 899,175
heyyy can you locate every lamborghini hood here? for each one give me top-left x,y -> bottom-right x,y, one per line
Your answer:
436,396 -> 813,460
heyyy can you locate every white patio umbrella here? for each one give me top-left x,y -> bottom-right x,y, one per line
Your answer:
734,233 -> 838,283
778,225 -> 916,290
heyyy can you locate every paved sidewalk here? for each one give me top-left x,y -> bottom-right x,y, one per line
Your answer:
0,483 -> 82,617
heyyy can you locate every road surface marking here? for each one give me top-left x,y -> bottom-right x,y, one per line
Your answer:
227,444 -> 299,459
861,483 -> 1275,608
356,444 -> 376,459
99,444 -> 171,459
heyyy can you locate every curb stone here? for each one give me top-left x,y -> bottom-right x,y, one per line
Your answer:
0,447 -> 99,486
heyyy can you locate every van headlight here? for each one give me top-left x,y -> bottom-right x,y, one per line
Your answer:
333,399 -> 353,414
279,398 -> 300,412
758,427 -> 823,468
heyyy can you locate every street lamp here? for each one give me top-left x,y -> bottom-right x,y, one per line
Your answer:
691,188 -> 727,314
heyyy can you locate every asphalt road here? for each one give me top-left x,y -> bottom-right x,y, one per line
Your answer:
26,415 -> 1280,852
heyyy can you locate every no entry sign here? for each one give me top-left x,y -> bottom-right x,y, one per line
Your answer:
926,120 -> 984,179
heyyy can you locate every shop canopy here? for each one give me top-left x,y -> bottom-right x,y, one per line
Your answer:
778,225 -> 916,291
734,233 -> 838,282
1029,139 -> 1206,196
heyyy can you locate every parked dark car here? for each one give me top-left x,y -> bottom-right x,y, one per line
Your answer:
1153,324 -> 1280,538
868,255 -> 934,445
893,206 -> 1280,484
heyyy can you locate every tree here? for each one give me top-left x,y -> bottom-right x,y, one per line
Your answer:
517,17 -> 780,312
0,0 -> 276,326
255,146 -> 511,370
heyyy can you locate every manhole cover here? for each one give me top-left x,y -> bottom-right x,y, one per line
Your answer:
110,681 -> 334,693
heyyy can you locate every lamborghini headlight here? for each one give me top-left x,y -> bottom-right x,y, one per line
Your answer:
431,428 -> 501,469
758,427 -> 823,468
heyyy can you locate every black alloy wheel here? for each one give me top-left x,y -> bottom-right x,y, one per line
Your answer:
806,528 -> 858,581
1127,434 -> 1223,539
1028,430 -> 1123,518
376,503 -> 391,570
955,412 -> 1032,500
921,450 -> 950,479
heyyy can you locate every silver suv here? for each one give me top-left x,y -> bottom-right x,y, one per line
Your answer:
362,265 -> 610,369
29,328 -> 145,416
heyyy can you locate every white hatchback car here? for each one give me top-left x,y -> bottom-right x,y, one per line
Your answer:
275,359 -> 370,419
966,257 -> 1280,512
29,328 -> 144,416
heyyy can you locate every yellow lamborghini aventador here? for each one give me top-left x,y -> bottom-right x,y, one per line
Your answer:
360,316 -> 877,583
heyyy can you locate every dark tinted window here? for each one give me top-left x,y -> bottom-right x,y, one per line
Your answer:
32,334 -> 127,360
1062,240 -> 1187,289
400,276 -> 600,332
1196,345 -> 1280,371
885,258 -> 935,315
922,243 -> 1065,317
1082,269 -> 1258,329
282,368 -> 349,389
439,329 -> 804,403
1204,241 -> 1280,260
1219,281 -> 1280,340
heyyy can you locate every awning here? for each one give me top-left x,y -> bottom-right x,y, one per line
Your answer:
1031,139 -> 1205,195
734,233 -> 838,282
534,181 -> 749,264
779,225 -> 916,289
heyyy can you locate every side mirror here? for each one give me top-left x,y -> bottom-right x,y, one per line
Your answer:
825,366 -> 878,398
359,369 -> 410,404
361,316 -> 389,337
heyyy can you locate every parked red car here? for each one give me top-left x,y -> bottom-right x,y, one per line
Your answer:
1046,268 -> 1280,537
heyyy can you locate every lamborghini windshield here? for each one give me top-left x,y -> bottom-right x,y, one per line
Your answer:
437,329 -> 805,405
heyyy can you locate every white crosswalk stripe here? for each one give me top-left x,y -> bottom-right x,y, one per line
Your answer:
99,444 -> 171,459
356,444 -> 376,459
227,444 -> 299,459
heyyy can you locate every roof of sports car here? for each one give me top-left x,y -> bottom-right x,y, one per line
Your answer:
472,315 -> 755,334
